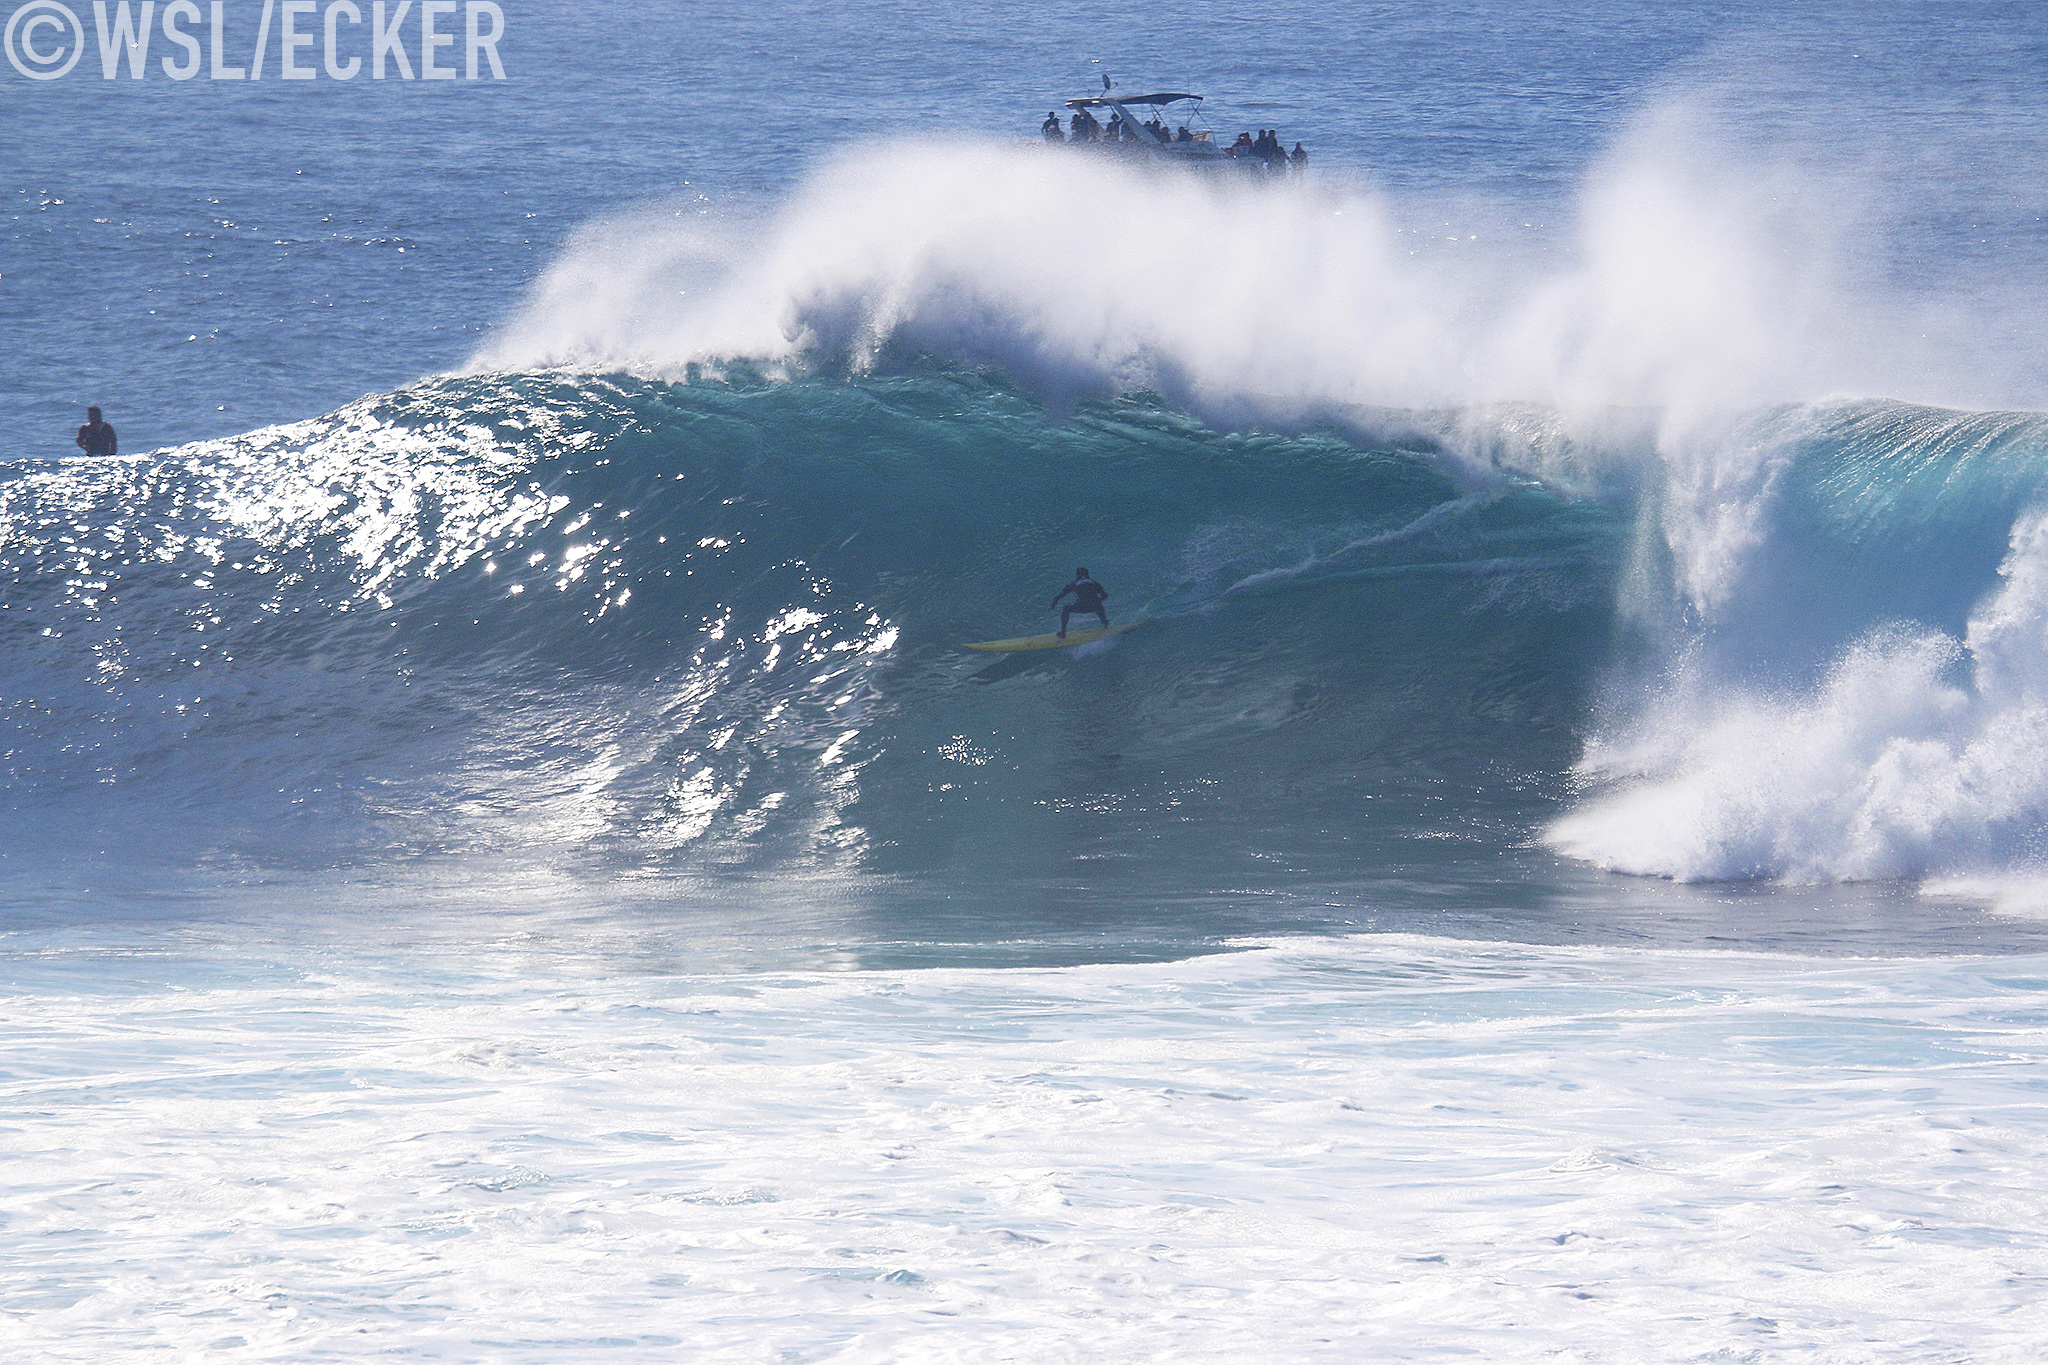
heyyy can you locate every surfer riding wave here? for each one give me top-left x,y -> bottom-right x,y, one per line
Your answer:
1051,567 -> 1109,639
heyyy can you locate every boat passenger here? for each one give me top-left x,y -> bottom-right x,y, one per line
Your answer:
1043,112 -> 1064,142
1290,142 -> 1307,173
1176,126 -> 1192,142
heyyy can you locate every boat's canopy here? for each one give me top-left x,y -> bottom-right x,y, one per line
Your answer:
1064,93 -> 1200,109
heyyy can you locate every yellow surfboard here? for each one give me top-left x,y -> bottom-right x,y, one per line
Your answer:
963,619 -> 1145,652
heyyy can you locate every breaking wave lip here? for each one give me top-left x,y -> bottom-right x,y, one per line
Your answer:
469,91 -> 2041,450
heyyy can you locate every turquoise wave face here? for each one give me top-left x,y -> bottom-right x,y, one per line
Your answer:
0,370 -> 1618,891
11,367 -> 2048,908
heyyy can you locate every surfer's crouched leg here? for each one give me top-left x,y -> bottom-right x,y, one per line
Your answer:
1059,607 -> 1107,639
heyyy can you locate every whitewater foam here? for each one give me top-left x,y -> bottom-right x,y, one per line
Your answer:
470,117 -> 1896,438
1555,503 -> 2048,885
8,929 -> 2048,1363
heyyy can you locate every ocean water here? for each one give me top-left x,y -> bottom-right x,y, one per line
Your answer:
8,0 -> 2048,1357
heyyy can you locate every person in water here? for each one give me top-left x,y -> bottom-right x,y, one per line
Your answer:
1051,567 -> 1109,639
74,406 -> 117,456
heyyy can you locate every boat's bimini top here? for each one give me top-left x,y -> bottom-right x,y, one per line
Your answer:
1064,93 -> 1202,109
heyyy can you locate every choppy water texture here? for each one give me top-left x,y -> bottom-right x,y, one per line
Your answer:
8,0 -> 2048,1359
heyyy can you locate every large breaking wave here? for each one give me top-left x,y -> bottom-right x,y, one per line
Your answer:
0,370 -> 1612,887
10,108 -> 2048,905
10,367 -> 2048,904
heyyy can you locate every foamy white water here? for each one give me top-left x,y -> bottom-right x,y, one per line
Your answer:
7,929 -> 2047,1362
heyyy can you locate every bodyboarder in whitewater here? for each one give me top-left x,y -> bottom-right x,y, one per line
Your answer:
1051,568 -> 1110,639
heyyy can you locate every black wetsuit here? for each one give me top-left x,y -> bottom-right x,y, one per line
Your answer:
1051,575 -> 1109,637
75,420 -> 117,456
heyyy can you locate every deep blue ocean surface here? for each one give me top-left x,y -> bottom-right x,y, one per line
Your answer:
8,2 -> 2048,1358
